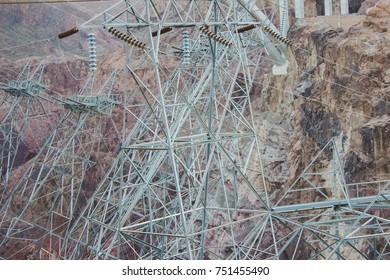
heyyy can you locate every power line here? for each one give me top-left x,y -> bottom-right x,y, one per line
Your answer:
56,37 -> 88,81
2,0 -> 388,124
0,37 -> 56,52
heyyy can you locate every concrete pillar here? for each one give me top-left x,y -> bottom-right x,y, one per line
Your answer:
295,0 -> 304,19
340,0 -> 349,15
324,0 -> 333,16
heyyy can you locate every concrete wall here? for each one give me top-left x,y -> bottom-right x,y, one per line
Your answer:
307,15 -> 365,30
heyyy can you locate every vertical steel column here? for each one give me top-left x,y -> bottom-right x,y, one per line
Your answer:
295,0 -> 305,18
324,0 -> 333,16
340,0 -> 349,15
199,1 -> 218,260
145,0 -> 194,260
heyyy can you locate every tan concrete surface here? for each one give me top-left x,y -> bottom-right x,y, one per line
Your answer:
305,15 -> 366,30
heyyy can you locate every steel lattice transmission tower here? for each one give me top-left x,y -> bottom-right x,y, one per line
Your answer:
272,138 -> 390,259
0,72 -> 120,259
1,0 -> 389,260
0,61 -> 47,204
56,0 -> 295,260
61,0 -> 390,260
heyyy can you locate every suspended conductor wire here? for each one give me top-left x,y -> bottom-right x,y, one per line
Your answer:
43,2 -> 85,20
0,37 -> 56,52
3,0 -> 384,92
40,0 -> 114,50
56,38 -> 88,81
3,35 -> 386,112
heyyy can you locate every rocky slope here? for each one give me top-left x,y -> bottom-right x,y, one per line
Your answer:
256,0 -> 390,206
0,2 -> 119,60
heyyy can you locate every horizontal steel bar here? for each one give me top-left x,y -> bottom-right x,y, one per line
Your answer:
273,194 -> 390,213
81,21 -> 264,30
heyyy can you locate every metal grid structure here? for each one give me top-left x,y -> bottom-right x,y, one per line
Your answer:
47,0 -> 288,260
0,0 -> 389,260
0,72 -> 120,259
56,0 -> 389,259
272,138 -> 390,259
0,61 -> 47,204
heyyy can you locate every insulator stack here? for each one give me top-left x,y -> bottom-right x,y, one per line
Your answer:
88,33 -> 97,74
58,27 -> 79,39
235,24 -> 256,34
107,27 -> 146,49
199,26 -> 232,47
263,26 -> 293,46
182,30 -> 190,64
152,26 -> 173,37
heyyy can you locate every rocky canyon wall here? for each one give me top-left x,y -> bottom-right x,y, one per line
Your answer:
255,0 -> 390,206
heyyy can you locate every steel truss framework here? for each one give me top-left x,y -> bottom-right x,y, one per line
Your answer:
0,72 -> 120,259
0,0 -> 388,260
62,0 -> 276,260
57,0 -> 389,259
273,139 -> 390,259
0,61 -> 47,204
